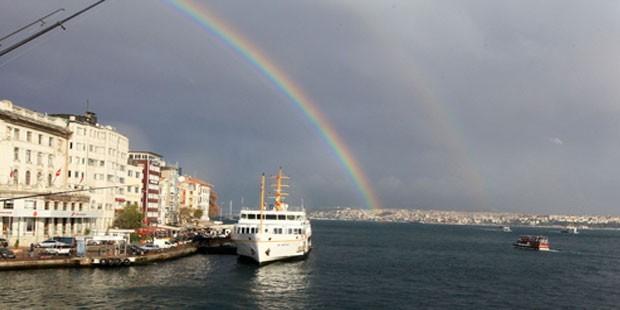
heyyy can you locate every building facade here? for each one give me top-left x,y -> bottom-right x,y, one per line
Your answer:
0,100 -> 99,245
178,176 -> 211,222
160,163 -> 181,225
53,112 -> 131,232
128,151 -> 163,225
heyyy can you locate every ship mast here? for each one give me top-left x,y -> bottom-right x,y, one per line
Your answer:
272,167 -> 289,211
259,173 -> 265,234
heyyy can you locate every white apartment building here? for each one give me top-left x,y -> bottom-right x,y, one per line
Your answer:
159,164 -> 181,225
125,163 -> 143,208
0,100 -> 99,245
178,176 -> 211,222
52,111 -> 131,231
128,151 -> 163,225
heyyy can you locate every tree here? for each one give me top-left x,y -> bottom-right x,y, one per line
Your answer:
193,208 -> 204,220
113,204 -> 143,229
179,207 -> 193,225
208,189 -> 220,219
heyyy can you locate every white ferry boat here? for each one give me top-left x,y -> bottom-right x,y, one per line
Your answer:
231,168 -> 312,265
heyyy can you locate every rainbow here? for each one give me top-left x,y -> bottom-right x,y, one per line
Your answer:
167,0 -> 382,210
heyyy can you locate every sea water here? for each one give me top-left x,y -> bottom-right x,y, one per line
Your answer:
1,220 -> 619,309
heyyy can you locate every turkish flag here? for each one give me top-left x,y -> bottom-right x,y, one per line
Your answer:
55,168 -> 62,176
9,169 -> 15,177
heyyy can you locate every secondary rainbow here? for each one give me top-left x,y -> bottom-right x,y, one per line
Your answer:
167,0 -> 382,210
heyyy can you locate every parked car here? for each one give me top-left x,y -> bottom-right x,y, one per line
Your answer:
0,238 -> 8,247
0,247 -> 16,259
37,239 -> 69,248
139,243 -> 160,252
52,236 -> 76,247
128,244 -> 145,256
43,247 -> 71,256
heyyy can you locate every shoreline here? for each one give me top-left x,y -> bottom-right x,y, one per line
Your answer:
309,218 -> 620,231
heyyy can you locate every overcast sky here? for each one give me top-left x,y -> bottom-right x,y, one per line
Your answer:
1,1 -> 620,215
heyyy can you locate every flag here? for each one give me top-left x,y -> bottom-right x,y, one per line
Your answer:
79,173 -> 84,184
55,168 -> 61,176
9,169 -> 15,178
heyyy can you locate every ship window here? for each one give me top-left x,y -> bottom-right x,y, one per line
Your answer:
277,215 -> 285,220
241,214 -> 247,219
296,216 -> 302,220
266,214 -> 277,220
287,215 -> 295,220
248,214 -> 256,220
288,228 -> 292,234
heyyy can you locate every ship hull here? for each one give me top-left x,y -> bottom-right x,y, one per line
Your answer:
513,243 -> 549,251
235,236 -> 311,265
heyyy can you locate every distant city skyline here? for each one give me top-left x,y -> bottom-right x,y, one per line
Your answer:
2,1 -> 620,215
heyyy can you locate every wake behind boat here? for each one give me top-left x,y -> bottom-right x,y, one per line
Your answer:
231,168 -> 312,265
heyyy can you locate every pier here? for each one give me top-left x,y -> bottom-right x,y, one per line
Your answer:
0,244 -> 197,271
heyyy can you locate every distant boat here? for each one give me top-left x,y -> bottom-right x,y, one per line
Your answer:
561,226 -> 579,234
502,226 -> 512,232
513,235 -> 550,251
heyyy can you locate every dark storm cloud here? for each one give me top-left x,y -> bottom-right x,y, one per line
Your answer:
1,1 -> 619,214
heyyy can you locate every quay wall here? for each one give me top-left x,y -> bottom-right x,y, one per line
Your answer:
0,245 -> 197,271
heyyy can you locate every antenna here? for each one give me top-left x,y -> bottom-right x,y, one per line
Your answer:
0,0 -> 107,58
229,200 -> 232,219
85,99 -> 90,112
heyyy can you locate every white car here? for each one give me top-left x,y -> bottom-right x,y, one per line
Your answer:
44,247 -> 71,256
37,239 -> 68,248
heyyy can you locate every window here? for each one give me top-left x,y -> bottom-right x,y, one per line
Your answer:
48,174 -> 52,186
38,134 -> 42,144
13,147 -> 19,161
26,131 -> 32,142
68,170 -> 71,178
25,150 -> 31,163
44,201 -> 49,210
26,218 -> 34,232
54,202 -> 58,211
248,214 -> 256,219
37,152 -> 43,165
6,126 -> 11,139
78,203 -> 83,211
48,137 -> 53,146
4,201 -> 14,210
287,215 -> 295,220
69,142 -> 73,149
13,128 -> 19,140
13,170 -> 18,185
48,154 -> 53,166
266,214 -> 277,220
25,170 -> 31,185
71,203 -> 75,211
278,215 -> 285,220
63,202 -> 67,211
36,172 -> 42,185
